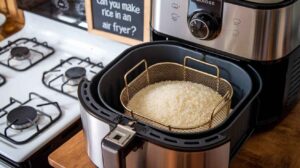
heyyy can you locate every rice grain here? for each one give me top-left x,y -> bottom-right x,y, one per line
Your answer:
127,81 -> 222,128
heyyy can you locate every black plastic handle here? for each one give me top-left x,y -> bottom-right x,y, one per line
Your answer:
101,124 -> 139,168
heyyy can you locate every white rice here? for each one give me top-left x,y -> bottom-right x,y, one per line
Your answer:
127,80 -> 223,128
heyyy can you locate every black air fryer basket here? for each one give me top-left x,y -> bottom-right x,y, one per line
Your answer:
79,41 -> 262,157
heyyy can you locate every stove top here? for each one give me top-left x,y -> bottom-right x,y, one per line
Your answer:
0,11 -> 129,165
0,38 -> 55,71
42,57 -> 104,99
0,74 -> 5,86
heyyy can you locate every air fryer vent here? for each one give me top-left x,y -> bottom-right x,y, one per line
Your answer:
286,56 -> 300,109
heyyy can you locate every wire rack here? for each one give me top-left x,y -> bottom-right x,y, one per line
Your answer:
120,56 -> 233,133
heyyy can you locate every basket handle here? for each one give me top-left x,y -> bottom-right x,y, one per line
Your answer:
209,91 -> 232,128
124,59 -> 149,100
184,56 -> 220,91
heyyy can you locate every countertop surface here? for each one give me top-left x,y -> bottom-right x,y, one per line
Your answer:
48,102 -> 300,168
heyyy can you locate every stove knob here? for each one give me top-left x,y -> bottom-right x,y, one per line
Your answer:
189,13 -> 219,40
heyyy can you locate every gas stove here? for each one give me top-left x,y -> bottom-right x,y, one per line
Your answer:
0,11 -> 128,167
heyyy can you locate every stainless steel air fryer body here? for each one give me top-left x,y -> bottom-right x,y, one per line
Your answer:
152,0 -> 300,61
79,42 -> 262,168
81,107 -> 230,168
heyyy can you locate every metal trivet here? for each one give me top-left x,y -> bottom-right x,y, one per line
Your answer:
0,74 -> 5,86
0,38 -> 55,71
120,56 -> 233,133
0,92 -> 62,144
42,57 -> 104,99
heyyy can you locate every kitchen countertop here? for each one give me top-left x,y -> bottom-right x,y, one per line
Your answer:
48,101 -> 300,168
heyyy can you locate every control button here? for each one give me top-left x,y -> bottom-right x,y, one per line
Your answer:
171,2 -> 180,9
190,19 -> 209,39
233,18 -> 241,25
188,13 -> 220,40
171,13 -> 180,21
233,30 -> 240,37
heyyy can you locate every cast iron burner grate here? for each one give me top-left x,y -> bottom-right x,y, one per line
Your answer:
0,92 -> 62,144
0,74 -> 5,86
0,38 -> 55,71
42,57 -> 103,99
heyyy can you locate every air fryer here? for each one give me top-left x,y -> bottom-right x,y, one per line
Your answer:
79,41 -> 262,168
79,0 -> 300,167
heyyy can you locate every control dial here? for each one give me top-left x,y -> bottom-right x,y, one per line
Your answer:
189,13 -> 220,40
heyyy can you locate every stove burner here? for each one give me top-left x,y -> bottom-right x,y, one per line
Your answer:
0,38 -> 55,71
7,106 -> 39,130
11,47 -> 31,60
0,92 -> 62,144
42,57 -> 103,99
65,66 -> 86,79
65,67 -> 87,86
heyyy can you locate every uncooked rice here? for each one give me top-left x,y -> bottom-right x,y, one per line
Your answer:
127,80 -> 223,128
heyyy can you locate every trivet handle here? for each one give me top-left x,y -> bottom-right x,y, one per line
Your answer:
124,59 -> 149,101
184,56 -> 220,91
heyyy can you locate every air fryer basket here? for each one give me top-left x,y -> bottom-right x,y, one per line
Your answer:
98,42 -> 255,136
120,56 -> 233,133
79,41 -> 261,156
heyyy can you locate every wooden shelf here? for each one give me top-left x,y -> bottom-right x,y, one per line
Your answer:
48,130 -> 96,168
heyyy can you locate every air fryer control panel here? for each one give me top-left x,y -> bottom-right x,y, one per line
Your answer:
188,0 -> 223,40
151,0 -> 300,61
